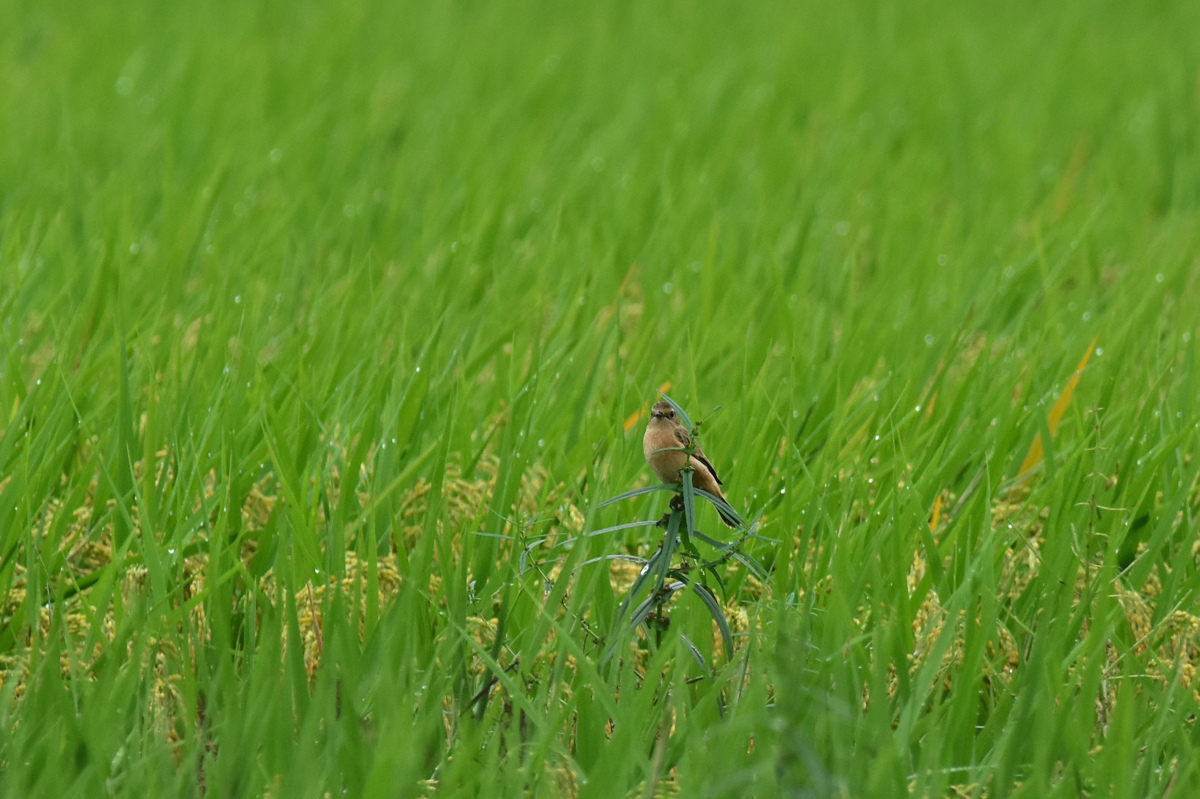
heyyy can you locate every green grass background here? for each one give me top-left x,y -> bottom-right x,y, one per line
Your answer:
3,0 -> 1200,795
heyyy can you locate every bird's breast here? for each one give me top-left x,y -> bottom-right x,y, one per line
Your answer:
644,429 -> 688,484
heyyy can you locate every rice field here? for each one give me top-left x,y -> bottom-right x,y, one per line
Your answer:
3,0 -> 1200,796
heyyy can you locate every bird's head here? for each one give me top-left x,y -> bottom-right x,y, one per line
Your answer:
649,401 -> 677,422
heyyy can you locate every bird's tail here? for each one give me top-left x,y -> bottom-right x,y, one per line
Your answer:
711,490 -> 741,528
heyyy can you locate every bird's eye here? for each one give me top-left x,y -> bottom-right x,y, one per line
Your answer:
668,411 -> 675,418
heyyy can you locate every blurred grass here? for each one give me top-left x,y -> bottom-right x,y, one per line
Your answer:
2,0 -> 1200,796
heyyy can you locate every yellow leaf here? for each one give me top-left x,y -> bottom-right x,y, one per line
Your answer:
1017,338 -> 1097,481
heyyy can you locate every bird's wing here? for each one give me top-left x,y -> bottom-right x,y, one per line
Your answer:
690,445 -> 724,487
672,425 -> 693,448
672,426 -> 724,486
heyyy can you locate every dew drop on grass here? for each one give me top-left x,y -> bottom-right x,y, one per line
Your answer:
874,434 -> 880,441
538,439 -> 544,447
780,487 -> 786,494
924,334 -> 934,346
234,295 -> 241,304
1095,348 -> 1103,356
662,282 -> 673,294
269,148 -> 282,163
1156,274 -> 1165,283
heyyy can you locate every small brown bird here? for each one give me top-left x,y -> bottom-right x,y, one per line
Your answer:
642,400 -> 738,527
